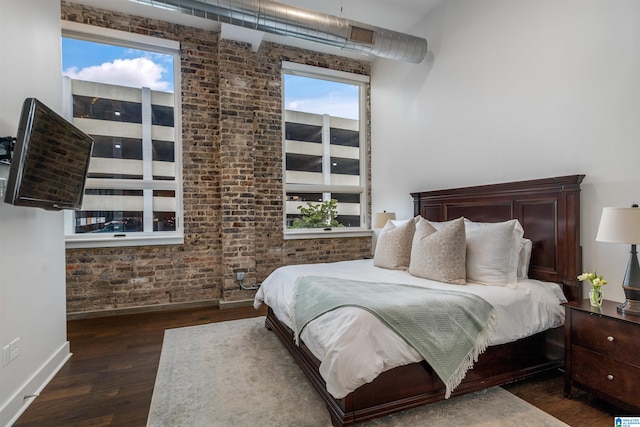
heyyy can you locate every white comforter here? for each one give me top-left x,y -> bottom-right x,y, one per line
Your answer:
253,259 -> 567,399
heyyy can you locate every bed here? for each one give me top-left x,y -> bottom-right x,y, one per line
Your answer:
255,175 -> 584,427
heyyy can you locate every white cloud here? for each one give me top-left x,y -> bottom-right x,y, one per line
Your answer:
63,57 -> 171,92
286,94 -> 359,120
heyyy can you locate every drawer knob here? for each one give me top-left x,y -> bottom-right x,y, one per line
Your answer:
607,374 -> 614,381
607,336 -> 615,342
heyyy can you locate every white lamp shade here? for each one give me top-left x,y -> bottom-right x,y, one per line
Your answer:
596,207 -> 640,244
373,212 -> 396,228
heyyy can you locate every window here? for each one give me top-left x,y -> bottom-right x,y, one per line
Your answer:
282,62 -> 369,238
61,22 -> 182,248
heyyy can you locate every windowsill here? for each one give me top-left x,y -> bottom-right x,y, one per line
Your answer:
65,233 -> 184,249
283,228 -> 373,240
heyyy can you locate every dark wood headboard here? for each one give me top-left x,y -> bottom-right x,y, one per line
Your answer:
411,175 -> 585,301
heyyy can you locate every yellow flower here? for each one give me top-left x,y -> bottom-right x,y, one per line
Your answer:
577,271 -> 607,287
577,273 -> 591,281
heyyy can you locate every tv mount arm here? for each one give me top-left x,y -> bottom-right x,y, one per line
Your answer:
0,136 -> 16,163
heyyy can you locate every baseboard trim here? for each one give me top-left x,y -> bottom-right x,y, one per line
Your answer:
67,299 -> 220,320
218,299 -> 254,309
0,341 -> 71,427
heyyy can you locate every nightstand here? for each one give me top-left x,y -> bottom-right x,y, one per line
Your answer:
564,299 -> 640,412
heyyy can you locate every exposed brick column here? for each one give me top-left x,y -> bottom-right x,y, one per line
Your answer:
251,49 -> 286,282
218,40 -> 257,301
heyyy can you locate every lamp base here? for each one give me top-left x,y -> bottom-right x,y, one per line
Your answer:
618,247 -> 640,316
617,299 -> 640,316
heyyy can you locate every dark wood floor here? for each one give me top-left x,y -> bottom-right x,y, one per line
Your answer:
14,305 -> 623,427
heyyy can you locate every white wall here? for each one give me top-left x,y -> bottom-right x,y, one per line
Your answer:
0,1 -> 70,425
371,0 -> 640,303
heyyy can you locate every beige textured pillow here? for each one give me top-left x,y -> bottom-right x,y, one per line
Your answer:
409,217 -> 466,284
374,218 -> 416,270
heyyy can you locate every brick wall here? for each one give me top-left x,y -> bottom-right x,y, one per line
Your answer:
62,2 -> 372,315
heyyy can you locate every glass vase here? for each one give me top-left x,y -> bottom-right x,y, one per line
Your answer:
589,287 -> 603,307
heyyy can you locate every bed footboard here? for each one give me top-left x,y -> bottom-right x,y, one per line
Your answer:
266,307 -> 563,427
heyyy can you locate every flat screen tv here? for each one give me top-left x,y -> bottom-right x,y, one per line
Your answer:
3,98 -> 93,210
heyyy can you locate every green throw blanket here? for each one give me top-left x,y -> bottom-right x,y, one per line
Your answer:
291,276 -> 497,398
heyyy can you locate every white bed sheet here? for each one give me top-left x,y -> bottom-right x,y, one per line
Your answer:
253,259 -> 567,399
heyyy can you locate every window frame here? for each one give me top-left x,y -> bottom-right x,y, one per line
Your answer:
282,61 -> 371,239
61,21 -> 184,249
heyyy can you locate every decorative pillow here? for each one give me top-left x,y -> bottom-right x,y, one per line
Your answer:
518,238 -> 533,279
374,218 -> 415,270
463,219 -> 524,286
424,218 -> 459,230
408,217 -> 466,284
390,219 -> 410,227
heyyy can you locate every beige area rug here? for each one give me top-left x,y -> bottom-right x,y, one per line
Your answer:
148,317 -> 569,427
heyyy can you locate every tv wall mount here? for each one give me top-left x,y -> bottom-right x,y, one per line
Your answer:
0,136 -> 15,163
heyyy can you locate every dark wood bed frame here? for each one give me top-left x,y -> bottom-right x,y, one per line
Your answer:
265,175 -> 585,426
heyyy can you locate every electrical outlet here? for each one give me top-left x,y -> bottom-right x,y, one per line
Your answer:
3,338 -> 20,366
236,271 -> 245,281
10,337 -> 20,362
2,344 -> 10,367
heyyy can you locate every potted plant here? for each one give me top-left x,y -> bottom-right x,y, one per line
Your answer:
290,199 -> 343,229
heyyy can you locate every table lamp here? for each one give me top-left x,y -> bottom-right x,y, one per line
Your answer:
596,205 -> 640,315
373,211 -> 396,229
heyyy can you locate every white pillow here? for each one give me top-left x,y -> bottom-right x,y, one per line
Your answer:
463,219 -> 524,286
408,217 -> 466,284
518,238 -> 533,279
390,216 -> 420,227
374,219 -> 415,270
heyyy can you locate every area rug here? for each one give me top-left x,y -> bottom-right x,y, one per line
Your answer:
148,316 -> 569,427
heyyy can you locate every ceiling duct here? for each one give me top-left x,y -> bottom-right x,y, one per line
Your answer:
127,0 -> 428,63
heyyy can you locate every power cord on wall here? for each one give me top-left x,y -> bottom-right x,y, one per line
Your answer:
237,271 -> 260,290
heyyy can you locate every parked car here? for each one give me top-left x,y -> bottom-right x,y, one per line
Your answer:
93,219 -> 141,233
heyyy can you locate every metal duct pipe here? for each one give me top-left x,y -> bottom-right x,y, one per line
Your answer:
128,0 -> 428,63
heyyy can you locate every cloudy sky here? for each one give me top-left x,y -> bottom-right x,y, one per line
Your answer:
62,38 -> 174,92
284,74 -> 359,120
62,37 -> 359,120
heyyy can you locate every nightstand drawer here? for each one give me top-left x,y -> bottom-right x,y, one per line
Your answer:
572,346 -> 640,407
571,310 -> 638,367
